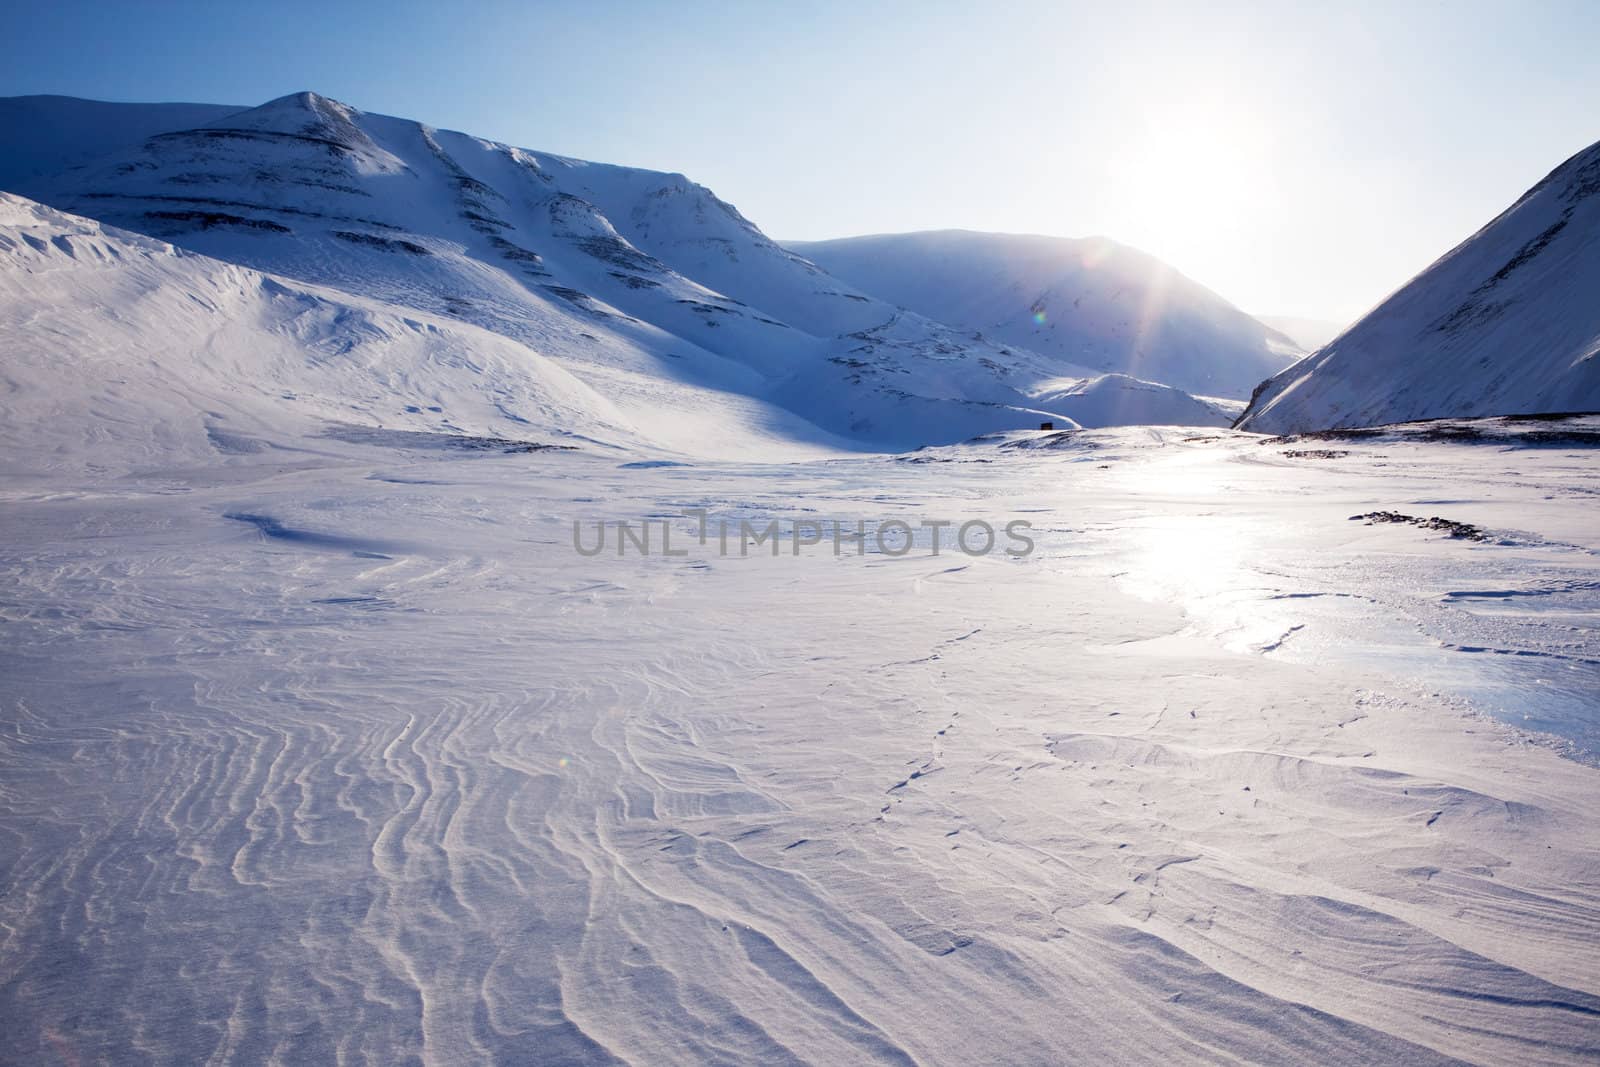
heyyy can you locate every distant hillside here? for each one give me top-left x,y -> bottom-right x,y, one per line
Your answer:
788,230 -> 1300,399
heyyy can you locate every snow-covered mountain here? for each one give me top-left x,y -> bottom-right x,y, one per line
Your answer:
1238,140 -> 1600,434
1,191 -> 864,476
6,92 -> 1102,451
1034,373 -> 1237,428
786,230 -> 1301,399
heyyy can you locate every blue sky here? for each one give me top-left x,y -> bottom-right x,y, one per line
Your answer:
5,0 -> 1598,321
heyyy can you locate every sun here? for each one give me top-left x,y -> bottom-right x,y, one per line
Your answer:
1106,92 -> 1281,288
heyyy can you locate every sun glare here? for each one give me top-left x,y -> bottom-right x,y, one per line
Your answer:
1107,93 -> 1280,289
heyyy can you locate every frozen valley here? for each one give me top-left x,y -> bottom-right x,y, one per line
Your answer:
1,89 -> 1599,1065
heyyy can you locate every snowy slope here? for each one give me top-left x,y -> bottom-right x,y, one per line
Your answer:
787,230 -> 1301,398
0,192 -> 869,476
1033,373 -> 1234,428
8,93 -> 1085,449
1238,141 -> 1600,434
0,95 -> 244,190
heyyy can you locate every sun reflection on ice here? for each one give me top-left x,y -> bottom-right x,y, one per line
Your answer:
1130,517 -> 1245,599
1120,512 -> 1305,655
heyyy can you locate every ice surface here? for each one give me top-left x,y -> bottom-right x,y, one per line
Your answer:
2,421 -> 1598,1064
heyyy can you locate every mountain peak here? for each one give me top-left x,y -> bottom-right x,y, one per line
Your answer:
203,91 -> 379,154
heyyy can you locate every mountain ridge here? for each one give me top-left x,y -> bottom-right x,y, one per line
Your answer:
11,91 -> 1103,449
4,91 -> 1300,448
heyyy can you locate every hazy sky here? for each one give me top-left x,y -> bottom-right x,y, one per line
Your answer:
6,0 -> 1598,321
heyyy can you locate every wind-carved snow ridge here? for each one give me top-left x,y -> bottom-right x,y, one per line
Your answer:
2,423 -> 1599,1063
1238,139 -> 1600,434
